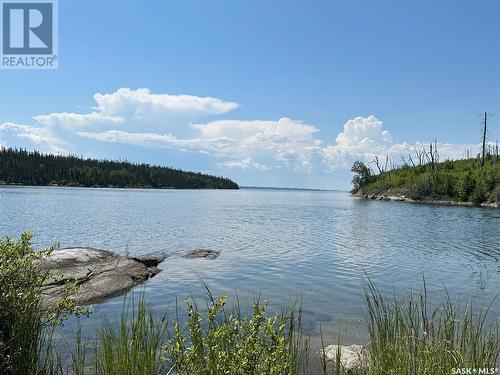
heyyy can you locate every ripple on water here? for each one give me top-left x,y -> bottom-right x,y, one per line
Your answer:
0,186 -> 499,345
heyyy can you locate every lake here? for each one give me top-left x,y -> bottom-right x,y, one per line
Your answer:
1,185 -> 499,349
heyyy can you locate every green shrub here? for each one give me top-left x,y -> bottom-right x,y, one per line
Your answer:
487,187 -> 500,204
0,233 -> 79,375
351,161 -> 373,193
166,295 -> 307,375
409,175 -> 432,198
470,178 -> 489,205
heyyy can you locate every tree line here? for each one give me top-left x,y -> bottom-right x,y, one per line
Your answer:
0,148 -> 239,189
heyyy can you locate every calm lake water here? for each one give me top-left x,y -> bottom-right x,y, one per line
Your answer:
1,186 -> 499,348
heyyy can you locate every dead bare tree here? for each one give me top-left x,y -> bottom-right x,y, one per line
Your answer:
373,156 -> 383,174
481,112 -> 487,167
415,149 -> 425,165
408,153 -> 416,167
434,139 -> 439,163
422,148 -> 430,164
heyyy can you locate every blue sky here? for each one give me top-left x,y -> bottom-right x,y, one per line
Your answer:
1,0 -> 499,189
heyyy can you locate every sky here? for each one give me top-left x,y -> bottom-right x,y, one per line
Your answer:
0,0 -> 499,190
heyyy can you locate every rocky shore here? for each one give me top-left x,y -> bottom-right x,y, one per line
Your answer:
354,191 -> 499,208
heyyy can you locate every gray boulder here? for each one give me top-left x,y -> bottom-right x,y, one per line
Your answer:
183,249 -> 220,259
321,344 -> 369,373
37,248 -> 165,306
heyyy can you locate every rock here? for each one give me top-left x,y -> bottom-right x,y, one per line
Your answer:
321,344 -> 369,373
132,255 -> 165,268
36,248 -> 165,306
183,249 -> 220,259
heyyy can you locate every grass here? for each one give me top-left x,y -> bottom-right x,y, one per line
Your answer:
64,293 -> 307,375
50,283 -> 499,375
69,299 -> 168,375
363,278 -> 499,375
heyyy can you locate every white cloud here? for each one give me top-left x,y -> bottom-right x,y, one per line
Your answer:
321,115 -> 479,171
34,112 -> 123,127
194,118 -> 318,141
335,115 -> 392,148
1,88 -> 240,156
80,117 -> 321,172
92,88 -> 238,118
221,157 -> 270,171
193,118 -> 321,171
0,122 -> 67,153
33,88 -> 239,133
0,89 -> 482,176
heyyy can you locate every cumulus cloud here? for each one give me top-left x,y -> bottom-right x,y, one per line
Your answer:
92,88 -> 238,118
335,115 -> 392,148
80,117 -> 321,172
0,122 -> 67,153
1,87 -> 240,155
321,115 -> 478,171
33,88 -> 239,133
221,158 -> 270,171
0,89 -> 480,175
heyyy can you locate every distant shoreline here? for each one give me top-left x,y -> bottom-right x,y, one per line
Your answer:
0,183 -> 238,190
0,183 -> 344,192
240,186 -> 342,192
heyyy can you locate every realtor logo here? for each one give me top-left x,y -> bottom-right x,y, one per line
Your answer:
1,0 -> 58,69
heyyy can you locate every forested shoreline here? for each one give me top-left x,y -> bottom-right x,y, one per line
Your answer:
351,155 -> 499,206
0,148 -> 239,189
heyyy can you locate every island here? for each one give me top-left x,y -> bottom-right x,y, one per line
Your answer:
0,148 -> 239,189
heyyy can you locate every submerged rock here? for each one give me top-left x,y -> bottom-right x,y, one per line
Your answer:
183,249 -> 220,259
37,248 -> 165,306
321,344 -> 369,373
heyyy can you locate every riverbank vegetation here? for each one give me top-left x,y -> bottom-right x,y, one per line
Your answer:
1,233 -> 498,374
351,153 -> 499,206
0,148 -> 239,189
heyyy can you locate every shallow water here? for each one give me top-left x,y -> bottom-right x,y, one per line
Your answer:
1,186 -> 499,348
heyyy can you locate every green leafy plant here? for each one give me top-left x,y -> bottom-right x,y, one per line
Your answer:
165,293 -> 307,375
0,233 -> 80,375
351,161 -> 373,194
